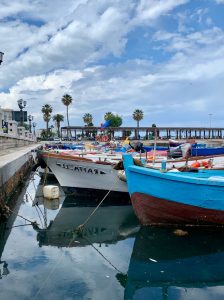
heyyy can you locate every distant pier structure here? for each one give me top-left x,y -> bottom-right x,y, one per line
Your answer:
61,126 -> 224,140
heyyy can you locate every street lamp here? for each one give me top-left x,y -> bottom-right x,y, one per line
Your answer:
28,115 -> 33,133
0,52 -> 4,65
17,99 -> 27,126
32,122 -> 37,136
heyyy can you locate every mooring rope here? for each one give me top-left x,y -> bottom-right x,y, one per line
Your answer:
32,174 -> 119,299
75,165 -> 122,232
7,207 -> 38,225
83,235 -> 125,274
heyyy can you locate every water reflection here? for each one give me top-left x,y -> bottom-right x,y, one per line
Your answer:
120,226 -> 224,300
32,185 -> 139,248
4,174 -> 224,299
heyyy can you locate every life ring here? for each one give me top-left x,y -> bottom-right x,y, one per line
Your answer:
191,161 -> 209,168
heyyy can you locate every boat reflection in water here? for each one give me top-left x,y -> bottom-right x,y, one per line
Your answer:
118,226 -> 224,300
33,188 -> 139,248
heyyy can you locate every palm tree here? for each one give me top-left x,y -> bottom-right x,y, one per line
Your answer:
53,114 -> 64,137
41,104 -> 53,139
133,109 -> 144,139
83,113 -> 93,126
104,112 -> 113,121
61,94 -> 73,137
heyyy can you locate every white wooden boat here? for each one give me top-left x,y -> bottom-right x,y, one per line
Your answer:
40,150 -> 127,192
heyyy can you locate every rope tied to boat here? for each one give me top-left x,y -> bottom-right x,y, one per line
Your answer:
75,188 -> 112,234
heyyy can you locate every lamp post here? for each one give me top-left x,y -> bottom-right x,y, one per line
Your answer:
28,115 -> 33,133
0,52 -> 4,65
32,122 -> 37,136
17,99 -> 27,126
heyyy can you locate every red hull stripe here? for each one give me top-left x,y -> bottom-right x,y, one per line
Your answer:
131,192 -> 224,226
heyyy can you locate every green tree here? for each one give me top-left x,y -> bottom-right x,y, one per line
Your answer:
103,112 -> 122,127
103,112 -> 122,139
53,114 -> 64,137
62,94 -> 73,137
83,113 -> 93,126
110,114 -> 122,127
133,109 -> 144,139
41,104 -> 53,139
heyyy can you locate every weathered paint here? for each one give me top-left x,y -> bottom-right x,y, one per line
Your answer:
131,192 -> 224,226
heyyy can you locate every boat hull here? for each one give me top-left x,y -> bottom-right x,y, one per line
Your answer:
131,192 -> 224,226
42,154 -> 127,192
123,154 -> 224,226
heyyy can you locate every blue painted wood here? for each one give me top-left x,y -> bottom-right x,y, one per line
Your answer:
191,147 -> 224,156
123,154 -> 224,211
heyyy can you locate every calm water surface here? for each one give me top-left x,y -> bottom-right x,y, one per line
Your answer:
0,173 -> 224,300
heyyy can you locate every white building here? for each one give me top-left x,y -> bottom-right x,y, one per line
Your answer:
0,106 -> 35,140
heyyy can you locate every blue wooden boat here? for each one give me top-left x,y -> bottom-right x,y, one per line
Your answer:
191,146 -> 224,156
119,226 -> 224,300
123,154 -> 224,226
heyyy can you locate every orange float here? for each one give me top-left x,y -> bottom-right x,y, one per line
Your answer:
191,161 -> 209,168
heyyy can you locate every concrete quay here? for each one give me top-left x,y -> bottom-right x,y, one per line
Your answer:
0,144 -> 40,220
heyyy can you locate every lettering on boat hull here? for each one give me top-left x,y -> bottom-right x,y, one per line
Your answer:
56,162 -> 107,175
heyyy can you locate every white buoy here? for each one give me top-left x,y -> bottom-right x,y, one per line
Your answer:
43,185 -> 60,199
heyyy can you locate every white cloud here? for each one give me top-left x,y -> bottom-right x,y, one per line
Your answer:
0,0 -> 224,128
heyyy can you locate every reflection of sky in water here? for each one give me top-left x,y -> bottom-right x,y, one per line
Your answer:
1,174 -> 224,299
0,173 -> 136,300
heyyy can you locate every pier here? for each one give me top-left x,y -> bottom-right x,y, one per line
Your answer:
61,126 -> 224,140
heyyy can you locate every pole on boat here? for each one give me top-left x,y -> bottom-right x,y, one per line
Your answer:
152,128 -> 157,167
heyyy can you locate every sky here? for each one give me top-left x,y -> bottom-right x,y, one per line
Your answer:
0,0 -> 224,129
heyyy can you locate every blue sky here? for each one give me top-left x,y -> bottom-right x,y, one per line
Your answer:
0,0 -> 224,129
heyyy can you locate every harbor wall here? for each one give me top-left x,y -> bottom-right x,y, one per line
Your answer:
0,145 -> 38,220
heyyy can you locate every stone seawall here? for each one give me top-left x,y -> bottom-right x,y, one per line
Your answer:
0,145 -> 39,220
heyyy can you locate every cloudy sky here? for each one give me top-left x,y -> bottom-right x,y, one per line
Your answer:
0,0 -> 224,129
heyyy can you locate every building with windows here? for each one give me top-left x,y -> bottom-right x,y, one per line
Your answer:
0,107 -> 34,139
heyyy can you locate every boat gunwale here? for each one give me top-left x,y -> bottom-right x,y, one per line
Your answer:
41,152 -> 115,165
128,165 -> 224,186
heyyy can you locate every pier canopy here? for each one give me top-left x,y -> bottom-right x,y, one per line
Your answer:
61,126 -> 224,140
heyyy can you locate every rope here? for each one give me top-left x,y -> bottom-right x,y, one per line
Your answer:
83,235 -> 125,274
75,169 -> 119,233
76,189 -> 112,233
32,173 -> 119,298
7,207 -> 38,225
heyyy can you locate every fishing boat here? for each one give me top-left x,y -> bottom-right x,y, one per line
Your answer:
39,150 -> 128,192
119,226 -> 224,300
123,154 -> 224,226
191,144 -> 224,156
168,140 -> 224,158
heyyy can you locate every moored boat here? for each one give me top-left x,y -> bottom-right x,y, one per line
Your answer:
39,150 -> 128,192
123,154 -> 224,226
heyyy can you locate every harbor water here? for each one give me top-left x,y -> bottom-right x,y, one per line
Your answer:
1,172 -> 224,299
